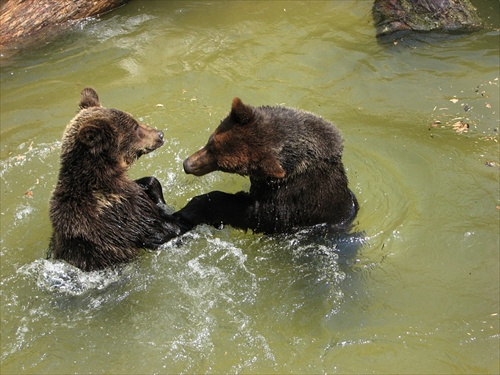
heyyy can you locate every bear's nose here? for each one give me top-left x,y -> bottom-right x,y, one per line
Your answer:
158,131 -> 164,140
183,158 -> 194,174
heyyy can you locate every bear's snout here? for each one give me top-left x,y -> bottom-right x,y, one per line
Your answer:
154,130 -> 164,148
183,149 -> 217,176
183,157 -> 196,175
135,128 -> 165,156
148,129 -> 164,148
149,129 -> 163,145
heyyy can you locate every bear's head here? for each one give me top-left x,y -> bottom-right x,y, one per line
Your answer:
62,88 -> 164,169
183,97 -> 285,179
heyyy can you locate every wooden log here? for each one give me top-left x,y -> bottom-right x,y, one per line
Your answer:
0,0 -> 131,51
372,0 -> 483,37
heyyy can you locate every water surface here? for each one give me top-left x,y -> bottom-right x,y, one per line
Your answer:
1,1 -> 499,373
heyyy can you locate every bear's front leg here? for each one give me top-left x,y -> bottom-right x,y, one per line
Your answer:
174,191 -> 254,231
135,176 -> 176,220
135,176 -> 192,235
135,176 -> 166,205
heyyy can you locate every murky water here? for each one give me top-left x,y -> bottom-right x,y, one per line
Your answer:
1,1 -> 499,373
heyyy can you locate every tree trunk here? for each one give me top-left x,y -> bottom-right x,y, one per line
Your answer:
0,0 -> 131,51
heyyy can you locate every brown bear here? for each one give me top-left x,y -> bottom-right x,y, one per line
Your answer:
49,87 -> 185,271
175,97 -> 359,234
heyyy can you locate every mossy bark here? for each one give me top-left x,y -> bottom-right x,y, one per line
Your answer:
372,0 -> 483,36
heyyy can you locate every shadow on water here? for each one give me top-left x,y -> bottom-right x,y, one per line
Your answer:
271,224 -> 367,270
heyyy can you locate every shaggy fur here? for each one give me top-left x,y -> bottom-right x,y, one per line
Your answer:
49,88 -> 183,271
176,97 -> 358,234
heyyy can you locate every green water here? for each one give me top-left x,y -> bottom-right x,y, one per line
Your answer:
1,1 -> 499,373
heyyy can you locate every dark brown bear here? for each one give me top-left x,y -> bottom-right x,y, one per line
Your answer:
176,97 -> 358,234
49,88 -> 184,271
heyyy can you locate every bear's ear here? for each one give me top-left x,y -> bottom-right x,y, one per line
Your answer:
261,156 -> 286,179
230,97 -> 254,125
79,87 -> 101,109
78,119 -> 114,155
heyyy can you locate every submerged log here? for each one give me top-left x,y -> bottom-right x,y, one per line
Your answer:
0,0 -> 131,52
372,0 -> 483,37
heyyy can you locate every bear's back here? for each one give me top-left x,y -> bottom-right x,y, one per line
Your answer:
255,105 -> 344,178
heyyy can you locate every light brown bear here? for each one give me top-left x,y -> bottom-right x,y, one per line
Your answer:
49,88 -> 185,271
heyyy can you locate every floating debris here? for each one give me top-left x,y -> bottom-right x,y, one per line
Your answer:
430,120 -> 442,128
452,120 -> 469,133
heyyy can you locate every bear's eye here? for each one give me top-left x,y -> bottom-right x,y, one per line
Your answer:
134,124 -> 143,136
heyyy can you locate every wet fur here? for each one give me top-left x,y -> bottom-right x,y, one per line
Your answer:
49,88 -> 184,271
177,98 -> 358,234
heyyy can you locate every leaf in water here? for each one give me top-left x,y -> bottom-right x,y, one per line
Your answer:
450,98 -> 459,103
452,121 -> 469,133
430,120 -> 442,128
